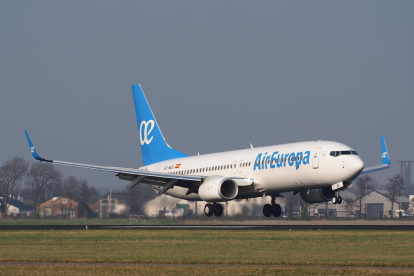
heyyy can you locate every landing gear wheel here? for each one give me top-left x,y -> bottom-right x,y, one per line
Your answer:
337,196 -> 343,204
332,196 -> 337,204
263,204 -> 272,217
272,204 -> 282,217
204,204 -> 214,217
213,203 -> 223,217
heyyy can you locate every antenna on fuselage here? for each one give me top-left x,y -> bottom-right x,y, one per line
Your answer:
250,143 -> 254,149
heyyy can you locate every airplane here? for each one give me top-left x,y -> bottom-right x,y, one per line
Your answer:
24,84 -> 391,217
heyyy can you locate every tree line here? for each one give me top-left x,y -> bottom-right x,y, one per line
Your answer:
0,157 -> 156,218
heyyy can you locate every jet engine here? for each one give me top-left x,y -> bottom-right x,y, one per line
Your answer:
300,187 -> 335,203
198,177 -> 238,202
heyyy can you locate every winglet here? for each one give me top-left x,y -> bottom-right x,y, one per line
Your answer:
24,130 -> 52,162
381,136 -> 390,165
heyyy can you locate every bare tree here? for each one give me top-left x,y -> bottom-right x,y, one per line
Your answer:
25,162 -> 62,212
355,175 -> 373,217
343,197 -> 356,218
76,179 -> 100,218
61,176 -> 81,200
0,157 -> 29,217
386,174 -> 405,218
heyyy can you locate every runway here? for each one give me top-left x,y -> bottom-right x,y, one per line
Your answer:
0,224 -> 413,230
0,262 -> 413,271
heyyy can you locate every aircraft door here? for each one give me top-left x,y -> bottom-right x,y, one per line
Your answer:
312,147 -> 322,169
232,161 -> 238,174
238,160 -> 244,173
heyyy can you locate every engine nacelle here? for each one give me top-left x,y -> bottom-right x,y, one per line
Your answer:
300,187 -> 335,203
198,177 -> 238,202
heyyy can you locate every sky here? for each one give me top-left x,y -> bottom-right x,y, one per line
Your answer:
1,1 -> 413,194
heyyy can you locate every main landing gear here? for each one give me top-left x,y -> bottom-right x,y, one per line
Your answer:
204,203 -> 223,217
263,195 -> 282,217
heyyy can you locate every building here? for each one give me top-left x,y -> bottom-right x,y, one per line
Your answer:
344,190 -> 407,218
311,190 -> 409,218
39,196 -> 79,218
90,193 -> 129,218
0,194 -> 36,218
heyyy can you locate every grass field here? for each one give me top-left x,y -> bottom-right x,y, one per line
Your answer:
1,229 -> 413,275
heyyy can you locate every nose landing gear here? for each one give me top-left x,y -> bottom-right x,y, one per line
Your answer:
263,195 -> 282,217
204,203 -> 223,217
332,192 -> 343,204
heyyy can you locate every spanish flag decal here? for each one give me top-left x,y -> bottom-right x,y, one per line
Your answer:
175,164 -> 181,169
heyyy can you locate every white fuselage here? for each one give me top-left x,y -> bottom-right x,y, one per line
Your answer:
141,140 -> 364,201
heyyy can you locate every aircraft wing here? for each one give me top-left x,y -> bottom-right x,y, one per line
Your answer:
359,136 -> 391,175
24,131 -> 254,194
24,131 -> 202,190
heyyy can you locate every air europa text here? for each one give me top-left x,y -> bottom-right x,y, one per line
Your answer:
253,151 -> 311,170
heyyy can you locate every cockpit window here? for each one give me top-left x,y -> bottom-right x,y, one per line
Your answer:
330,150 -> 358,157
330,151 -> 340,157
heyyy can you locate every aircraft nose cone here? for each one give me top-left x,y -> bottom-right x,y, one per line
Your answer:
349,157 -> 364,178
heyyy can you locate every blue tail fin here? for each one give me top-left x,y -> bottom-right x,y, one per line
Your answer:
132,84 -> 188,166
381,136 -> 390,165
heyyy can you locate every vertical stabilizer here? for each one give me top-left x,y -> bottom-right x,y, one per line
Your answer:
132,84 -> 188,165
381,136 -> 390,165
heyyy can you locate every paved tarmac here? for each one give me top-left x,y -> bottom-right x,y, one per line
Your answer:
0,224 -> 413,230
0,262 -> 413,271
